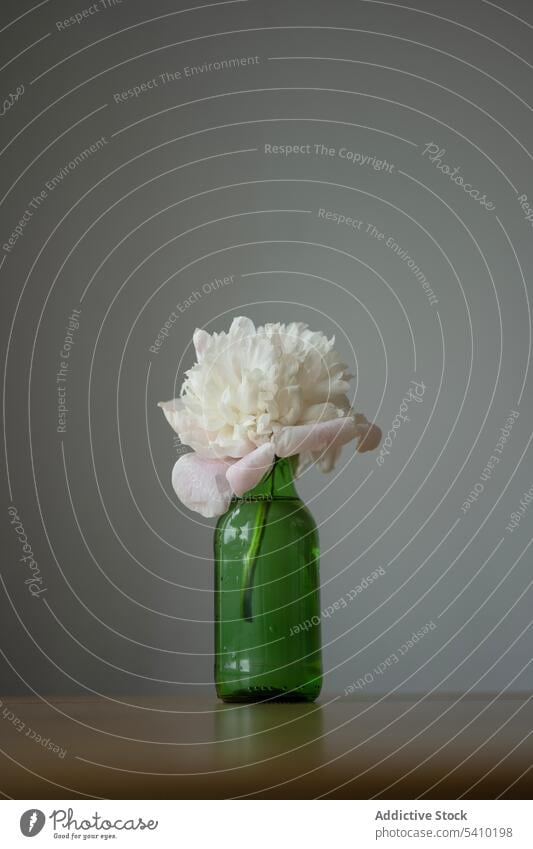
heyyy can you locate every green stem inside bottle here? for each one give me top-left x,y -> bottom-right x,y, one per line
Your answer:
239,455 -> 298,622
241,498 -> 268,622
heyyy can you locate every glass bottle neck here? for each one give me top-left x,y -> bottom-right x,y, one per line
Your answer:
234,455 -> 298,500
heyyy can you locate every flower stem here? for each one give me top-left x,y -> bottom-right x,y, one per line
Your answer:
241,498 -> 269,622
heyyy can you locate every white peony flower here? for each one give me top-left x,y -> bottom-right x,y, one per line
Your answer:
159,316 -> 351,463
159,316 -> 382,516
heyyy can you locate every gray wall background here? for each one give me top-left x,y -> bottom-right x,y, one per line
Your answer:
1,0 -> 532,699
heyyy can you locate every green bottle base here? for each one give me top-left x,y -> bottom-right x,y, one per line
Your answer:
218,694 -> 319,704
216,686 -> 321,704
216,671 -> 322,703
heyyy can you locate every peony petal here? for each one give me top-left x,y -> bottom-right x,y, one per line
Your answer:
274,417 -> 358,458
355,418 -> 382,452
315,443 -> 343,474
226,443 -> 275,497
229,316 -> 256,338
299,402 -> 343,423
171,454 -> 234,518
158,399 -> 212,456
193,328 -> 211,360
158,398 -> 184,434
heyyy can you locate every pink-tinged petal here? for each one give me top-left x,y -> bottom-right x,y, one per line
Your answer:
274,417 -> 358,458
171,454 -> 234,518
315,443 -> 343,474
354,415 -> 382,452
226,443 -> 275,497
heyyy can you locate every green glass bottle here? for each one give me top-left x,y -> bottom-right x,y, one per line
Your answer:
214,456 -> 322,702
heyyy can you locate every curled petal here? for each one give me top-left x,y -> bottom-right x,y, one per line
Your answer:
171,454 -> 234,518
354,414 -> 382,452
226,443 -> 276,497
274,417 -> 358,458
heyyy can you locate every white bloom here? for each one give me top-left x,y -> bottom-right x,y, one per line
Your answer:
159,316 -> 353,469
159,316 -> 382,515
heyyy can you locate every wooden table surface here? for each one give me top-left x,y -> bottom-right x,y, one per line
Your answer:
0,693 -> 531,799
